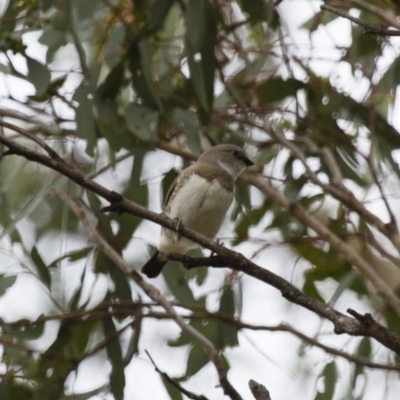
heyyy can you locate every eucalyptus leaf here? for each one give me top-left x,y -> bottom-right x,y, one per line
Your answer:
0,275 -> 17,297
103,317 -> 125,400
126,103 -> 159,142
26,57 -> 51,97
186,0 -> 217,119
314,361 -> 337,400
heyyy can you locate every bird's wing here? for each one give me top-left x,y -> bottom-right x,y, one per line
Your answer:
163,167 -> 192,209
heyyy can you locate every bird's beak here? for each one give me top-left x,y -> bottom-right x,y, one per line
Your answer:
244,156 -> 254,167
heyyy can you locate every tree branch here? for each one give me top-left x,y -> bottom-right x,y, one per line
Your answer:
167,253 -> 400,355
249,380 -> 272,400
56,190 -> 242,400
2,131 -> 400,356
242,173 -> 400,318
4,303 -> 400,372
320,5 -> 400,36
145,350 -> 209,400
0,119 -> 65,163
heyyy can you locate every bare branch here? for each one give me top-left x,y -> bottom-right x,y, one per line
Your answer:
320,5 -> 400,36
243,173 -> 400,319
4,303 -> 400,372
249,380 -> 272,400
146,350 -> 209,400
56,190 -> 242,400
350,0 -> 400,29
2,131 -> 400,356
168,251 -> 400,355
0,119 -> 65,163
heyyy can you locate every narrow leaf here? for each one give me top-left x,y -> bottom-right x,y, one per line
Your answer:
103,318 -> 125,400
186,0 -> 217,119
26,57 -> 51,97
31,246 -> 51,286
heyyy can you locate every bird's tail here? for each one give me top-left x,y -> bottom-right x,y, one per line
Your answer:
141,251 -> 168,278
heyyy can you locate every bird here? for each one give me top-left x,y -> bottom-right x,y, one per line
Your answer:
141,144 -> 254,278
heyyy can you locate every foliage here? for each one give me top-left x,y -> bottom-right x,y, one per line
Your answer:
1,0 -> 400,399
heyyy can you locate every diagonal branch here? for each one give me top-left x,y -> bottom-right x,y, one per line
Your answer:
145,350 -> 209,400
320,5 -> 400,36
242,173 -> 400,318
0,119 -> 65,163
168,252 -> 400,356
2,131 -> 400,355
56,189 -> 242,400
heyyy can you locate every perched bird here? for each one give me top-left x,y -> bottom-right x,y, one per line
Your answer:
141,144 -> 253,278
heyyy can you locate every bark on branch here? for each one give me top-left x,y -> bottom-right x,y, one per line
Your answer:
1,130 -> 400,356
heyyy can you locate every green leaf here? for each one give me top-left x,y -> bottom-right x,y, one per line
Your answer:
31,246 -> 51,286
95,98 -> 138,151
185,248 -> 208,285
219,286 -> 235,315
314,361 -> 337,400
0,0 -> 18,36
327,270 -> 359,307
39,29 -> 67,63
256,77 -> 304,105
186,344 -> 209,378
346,26 -> 380,75
375,55 -> 400,118
0,377 -> 33,400
99,61 -> 125,99
303,279 -> 325,303
127,39 -> 163,109
109,261 -> 133,301
232,182 -> 252,221
70,321 -> 97,358
73,80 -> 96,152
186,0 -> 217,119
0,275 -> 17,297
103,317 -> 125,400
48,247 -> 92,269
2,321 -> 44,341
301,10 -> 339,33
26,57 -> 51,97
169,108 -> 201,152
125,103 -> 159,142
0,175 -> 55,241
163,261 -> 196,304
240,0 -> 273,24
69,265 -> 88,310
144,0 -> 174,36
217,286 -> 239,347
163,378 -> 184,400
355,337 -> 371,371
118,150 -> 148,238
234,200 -> 270,244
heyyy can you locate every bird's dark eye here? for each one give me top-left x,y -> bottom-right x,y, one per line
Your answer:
232,150 -> 241,158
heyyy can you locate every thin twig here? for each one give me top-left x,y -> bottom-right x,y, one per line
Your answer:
145,350 -> 209,400
320,5 -> 400,36
2,132 -> 400,355
56,190 -> 242,400
87,151 -> 133,179
3,304 -> 400,372
350,0 -> 400,29
0,119 -> 65,163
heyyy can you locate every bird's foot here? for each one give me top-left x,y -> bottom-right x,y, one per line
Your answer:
211,239 -> 224,256
172,218 -> 182,241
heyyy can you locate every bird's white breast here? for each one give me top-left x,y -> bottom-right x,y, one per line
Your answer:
159,173 -> 233,254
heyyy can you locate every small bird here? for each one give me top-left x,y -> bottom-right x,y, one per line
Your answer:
141,144 -> 253,278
